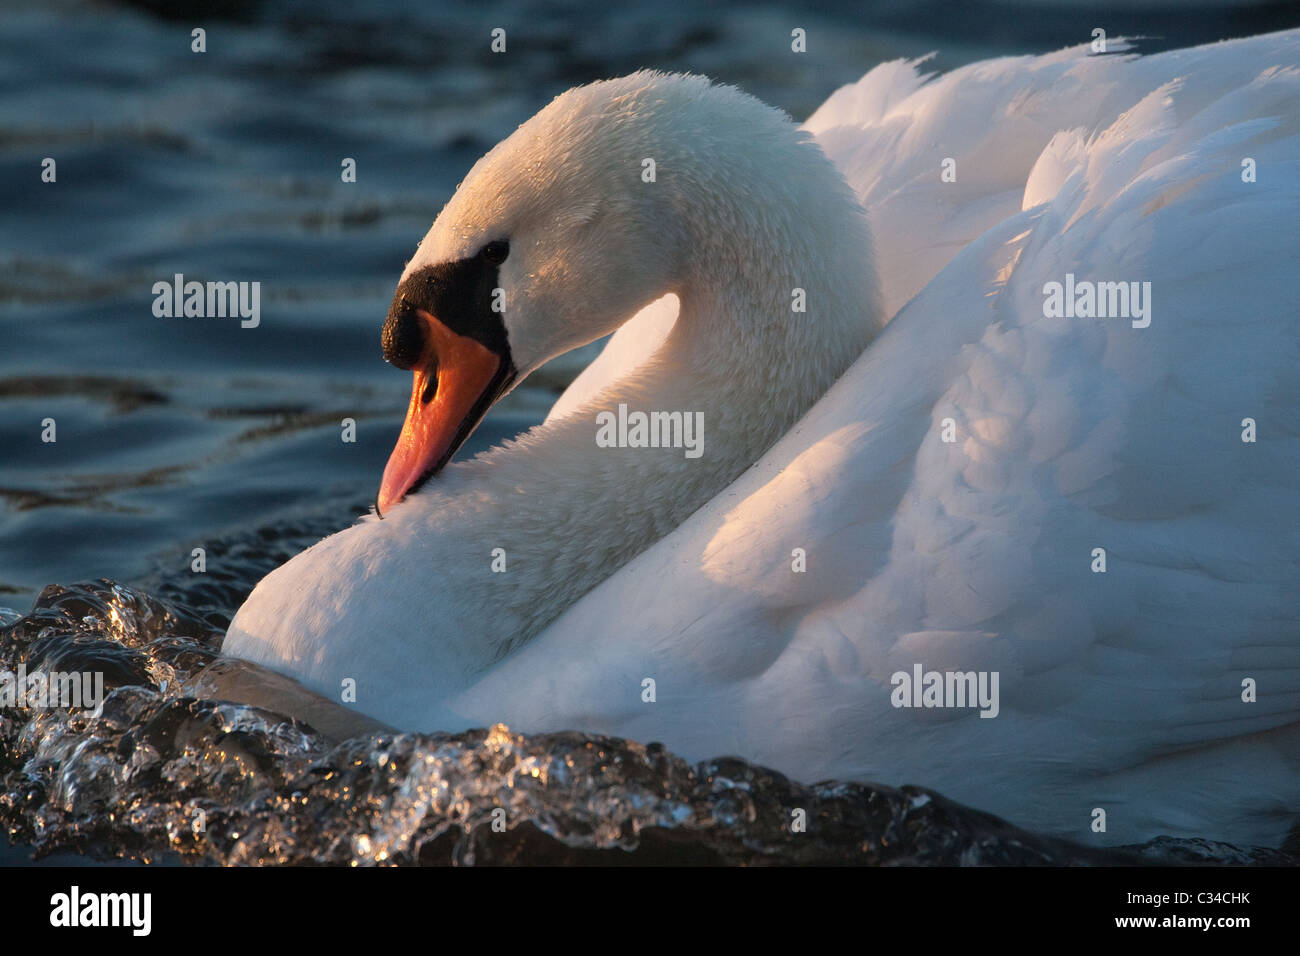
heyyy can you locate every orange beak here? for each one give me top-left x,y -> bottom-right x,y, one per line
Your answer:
377,308 -> 511,515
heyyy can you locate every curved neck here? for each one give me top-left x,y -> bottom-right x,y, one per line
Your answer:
408,182 -> 882,659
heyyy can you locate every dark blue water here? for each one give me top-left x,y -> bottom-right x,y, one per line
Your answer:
3,0 -> 1298,866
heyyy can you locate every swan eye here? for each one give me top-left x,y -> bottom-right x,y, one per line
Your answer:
480,240 -> 510,265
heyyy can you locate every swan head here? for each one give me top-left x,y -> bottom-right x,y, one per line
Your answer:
377,70 -> 868,513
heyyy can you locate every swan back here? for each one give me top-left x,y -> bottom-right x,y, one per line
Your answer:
444,33 -> 1300,846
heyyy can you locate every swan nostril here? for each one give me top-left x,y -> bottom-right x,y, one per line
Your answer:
420,363 -> 439,405
381,298 -> 426,370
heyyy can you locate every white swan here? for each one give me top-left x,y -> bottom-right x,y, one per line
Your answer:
225,30 -> 1300,847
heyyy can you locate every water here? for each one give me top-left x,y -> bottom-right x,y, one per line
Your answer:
3,0 -> 1298,865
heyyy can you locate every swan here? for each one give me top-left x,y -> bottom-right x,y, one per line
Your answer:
224,30 -> 1300,847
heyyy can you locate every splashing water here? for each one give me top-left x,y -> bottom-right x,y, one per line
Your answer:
0,580 -> 1292,866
